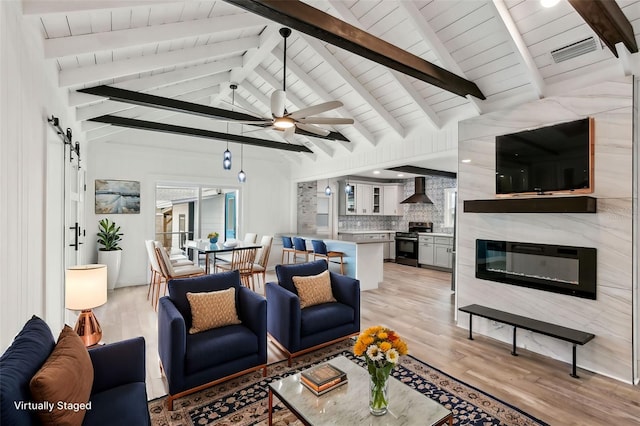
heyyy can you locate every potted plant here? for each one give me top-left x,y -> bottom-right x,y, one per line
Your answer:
207,232 -> 219,244
97,218 -> 123,290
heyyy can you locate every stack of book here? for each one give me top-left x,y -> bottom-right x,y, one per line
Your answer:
300,363 -> 348,396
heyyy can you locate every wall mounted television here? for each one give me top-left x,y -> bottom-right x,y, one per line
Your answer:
495,117 -> 594,196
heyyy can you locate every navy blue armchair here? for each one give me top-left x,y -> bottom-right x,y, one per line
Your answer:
266,260 -> 360,365
158,271 -> 267,410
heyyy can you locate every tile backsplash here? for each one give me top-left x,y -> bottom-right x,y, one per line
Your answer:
298,176 -> 456,234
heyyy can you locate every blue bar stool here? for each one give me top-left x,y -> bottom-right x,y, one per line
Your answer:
281,236 -> 295,264
292,237 -> 313,263
311,240 -> 345,274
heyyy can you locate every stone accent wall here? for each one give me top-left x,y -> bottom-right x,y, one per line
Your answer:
297,181 -> 317,234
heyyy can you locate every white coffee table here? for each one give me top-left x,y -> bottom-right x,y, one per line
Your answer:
268,355 -> 453,425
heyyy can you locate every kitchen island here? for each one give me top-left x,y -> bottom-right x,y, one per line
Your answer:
291,236 -> 391,291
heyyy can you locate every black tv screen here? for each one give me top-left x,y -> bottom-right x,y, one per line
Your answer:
496,118 -> 593,195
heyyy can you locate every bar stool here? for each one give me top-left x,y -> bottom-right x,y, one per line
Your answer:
281,236 -> 295,264
311,240 -> 345,274
292,237 -> 313,263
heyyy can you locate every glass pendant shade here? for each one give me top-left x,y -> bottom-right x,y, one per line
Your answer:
223,149 -> 232,170
344,183 -> 352,194
325,185 -> 332,196
238,170 -> 246,182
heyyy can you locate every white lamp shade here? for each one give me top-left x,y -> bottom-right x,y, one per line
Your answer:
65,264 -> 108,310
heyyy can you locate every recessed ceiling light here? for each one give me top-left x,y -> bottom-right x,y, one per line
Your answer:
540,0 -> 560,8
397,174 -> 404,177
461,159 -> 472,163
373,170 -> 381,175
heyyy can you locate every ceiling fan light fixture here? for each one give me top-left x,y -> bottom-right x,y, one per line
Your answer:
273,117 -> 295,129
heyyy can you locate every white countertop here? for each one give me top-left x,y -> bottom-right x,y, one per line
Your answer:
337,230 -> 396,234
417,232 -> 453,237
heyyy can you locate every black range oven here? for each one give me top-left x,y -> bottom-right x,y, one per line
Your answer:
396,222 -> 433,267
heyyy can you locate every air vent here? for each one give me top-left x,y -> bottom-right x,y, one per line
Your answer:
550,37 -> 599,63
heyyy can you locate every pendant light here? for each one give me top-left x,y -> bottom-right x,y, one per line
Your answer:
344,177 -> 352,194
237,124 -> 246,183
223,84 -> 237,170
324,179 -> 332,196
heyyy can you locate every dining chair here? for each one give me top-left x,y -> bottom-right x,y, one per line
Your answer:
243,233 -> 258,244
251,235 -> 273,288
215,247 -> 258,291
311,240 -> 345,275
292,237 -> 313,263
281,236 -> 295,264
154,243 -> 205,309
144,240 -> 163,307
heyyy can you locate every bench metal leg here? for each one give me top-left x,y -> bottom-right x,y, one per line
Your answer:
468,314 -> 474,340
511,326 -> 518,356
570,344 -> 579,378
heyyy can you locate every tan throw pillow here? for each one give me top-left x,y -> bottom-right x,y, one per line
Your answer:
29,326 -> 94,426
187,287 -> 242,334
292,270 -> 336,309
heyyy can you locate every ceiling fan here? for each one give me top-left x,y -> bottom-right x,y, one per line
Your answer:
238,28 -> 354,140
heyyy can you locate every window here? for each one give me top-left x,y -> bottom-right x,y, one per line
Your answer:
443,188 -> 456,228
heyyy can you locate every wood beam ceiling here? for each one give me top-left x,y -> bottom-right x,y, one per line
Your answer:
88,115 -> 313,153
78,85 -> 350,143
223,0 -> 486,100
568,0 -> 638,57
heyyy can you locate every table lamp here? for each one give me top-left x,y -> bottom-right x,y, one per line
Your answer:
65,264 -> 108,347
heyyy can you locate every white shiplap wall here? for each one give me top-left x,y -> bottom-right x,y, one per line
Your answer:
0,1 -> 74,350
457,76 -> 635,382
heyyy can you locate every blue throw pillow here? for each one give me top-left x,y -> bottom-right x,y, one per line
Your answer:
0,315 -> 55,426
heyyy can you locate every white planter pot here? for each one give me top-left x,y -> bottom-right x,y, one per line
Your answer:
98,250 -> 122,291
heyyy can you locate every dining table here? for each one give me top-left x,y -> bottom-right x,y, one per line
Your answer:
185,240 -> 262,274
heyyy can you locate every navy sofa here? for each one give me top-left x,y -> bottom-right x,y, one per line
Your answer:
266,260 -> 360,365
0,315 -> 150,426
158,270 -> 267,410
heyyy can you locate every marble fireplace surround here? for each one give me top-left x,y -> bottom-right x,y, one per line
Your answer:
457,77 -> 634,383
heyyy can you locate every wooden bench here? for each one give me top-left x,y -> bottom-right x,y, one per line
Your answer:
459,304 -> 595,378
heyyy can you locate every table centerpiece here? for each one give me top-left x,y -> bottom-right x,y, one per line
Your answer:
353,326 -> 408,416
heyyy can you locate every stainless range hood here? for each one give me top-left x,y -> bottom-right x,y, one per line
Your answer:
400,177 -> 433,204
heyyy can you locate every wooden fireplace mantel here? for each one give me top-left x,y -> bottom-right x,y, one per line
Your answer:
463,196 -> 597,214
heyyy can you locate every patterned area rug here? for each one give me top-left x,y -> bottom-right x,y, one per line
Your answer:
148,340 -> 548,426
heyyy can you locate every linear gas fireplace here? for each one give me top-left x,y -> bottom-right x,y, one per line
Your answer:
476,239 -> 596,299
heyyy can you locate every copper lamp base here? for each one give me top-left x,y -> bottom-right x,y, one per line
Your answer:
74,309 -> 102,347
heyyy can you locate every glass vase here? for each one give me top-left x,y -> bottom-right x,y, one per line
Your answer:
369,369 -> 390,416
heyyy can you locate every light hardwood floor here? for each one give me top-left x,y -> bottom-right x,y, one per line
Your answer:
98,264 -> 640,425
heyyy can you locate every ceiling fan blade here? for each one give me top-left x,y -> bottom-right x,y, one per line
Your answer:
296,122 -> 330,137
297,117 -> 354,125
243,125 -> 275,134
271,89 -> 286,118
288,101 -> 343,119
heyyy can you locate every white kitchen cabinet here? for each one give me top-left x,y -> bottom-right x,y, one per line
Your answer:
356,184 -> 372,214
418,235 -> 434,265
419,235 -> 453,270
339,181 -> 357,215
371,185 -> 382,215
383,185 -> 402,216
388,233 -> 395,261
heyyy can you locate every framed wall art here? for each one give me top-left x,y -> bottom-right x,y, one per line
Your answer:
95,179 -> 140,214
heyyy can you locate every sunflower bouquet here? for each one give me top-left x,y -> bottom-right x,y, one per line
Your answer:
353,326 -> 408,415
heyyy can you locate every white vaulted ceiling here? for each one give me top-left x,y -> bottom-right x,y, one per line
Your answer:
23,0 -> 640,165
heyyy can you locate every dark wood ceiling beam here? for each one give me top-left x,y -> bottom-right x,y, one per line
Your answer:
388,165 -> 456,179
568,0 -> 638,57
223,0 -> 485,100
79,85 -> 351,142
88,115 -> 313,153
79,85 -> 264,122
